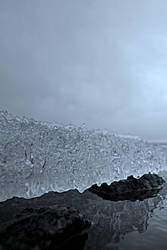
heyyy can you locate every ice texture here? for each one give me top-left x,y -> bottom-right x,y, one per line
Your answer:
0,110 -> 167,201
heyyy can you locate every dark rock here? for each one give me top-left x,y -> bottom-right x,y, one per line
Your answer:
88,173 -> 165,201
0,178 -> 166,250
0,206 -> 91,250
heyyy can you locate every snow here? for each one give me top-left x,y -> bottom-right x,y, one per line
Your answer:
0,110 -> 167,201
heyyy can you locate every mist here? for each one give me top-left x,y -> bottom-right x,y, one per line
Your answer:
1,0 -> 167,141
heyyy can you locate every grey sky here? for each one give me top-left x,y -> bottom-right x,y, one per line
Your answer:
1,0 -> 167,141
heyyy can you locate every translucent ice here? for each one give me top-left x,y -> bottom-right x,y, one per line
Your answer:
0,110 -> 167,201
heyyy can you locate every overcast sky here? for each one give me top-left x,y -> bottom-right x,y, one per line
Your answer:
1,0 -> 167,141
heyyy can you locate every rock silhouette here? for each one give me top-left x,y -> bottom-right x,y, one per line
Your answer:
0,173 -> 165,250
0,206 -> 90,250
88,173 -> 165,201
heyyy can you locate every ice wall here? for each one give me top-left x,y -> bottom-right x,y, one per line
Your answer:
0,110 -> 167,201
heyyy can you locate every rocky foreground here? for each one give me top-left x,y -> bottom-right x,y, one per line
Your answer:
0,173 -> 165,250
0,206 -> 90,250
88,173 -> 165,201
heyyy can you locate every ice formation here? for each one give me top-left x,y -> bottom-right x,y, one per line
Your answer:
0,110 -> 167,201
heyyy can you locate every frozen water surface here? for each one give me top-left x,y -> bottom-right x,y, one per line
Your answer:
0,110 -> 167,201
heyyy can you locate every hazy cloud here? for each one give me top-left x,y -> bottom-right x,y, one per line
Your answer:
1,0 -> 167,140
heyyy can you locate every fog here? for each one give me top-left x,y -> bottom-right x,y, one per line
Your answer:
1,0 -> 167,141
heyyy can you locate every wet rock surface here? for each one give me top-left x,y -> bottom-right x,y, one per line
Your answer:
0,206 -> 90,250
0,173 -> 166,250
88,173 -> 165,201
